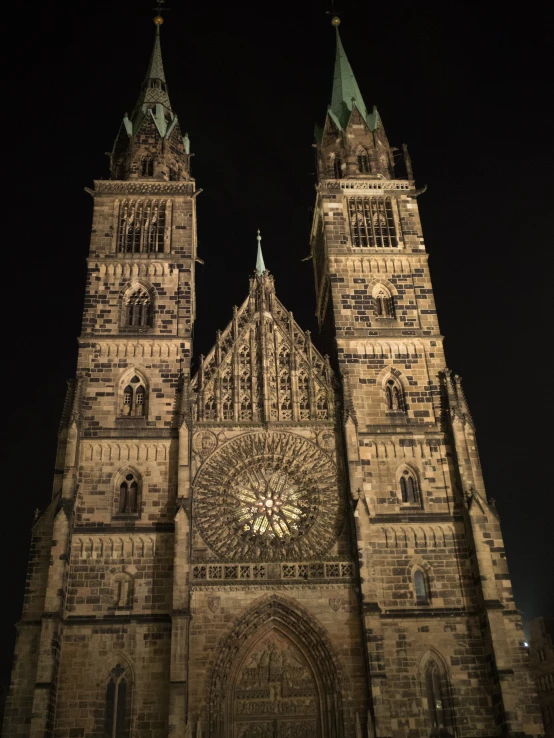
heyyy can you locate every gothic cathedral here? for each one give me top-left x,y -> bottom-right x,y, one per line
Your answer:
3,16 -> 543,738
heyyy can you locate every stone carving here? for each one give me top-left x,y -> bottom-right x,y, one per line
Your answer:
207,596 -> 220,613
329,597 -> 342,612
194,432 -> 343,561
234,634 -> 318,736
208,595 -> 346,738
95,180 -> 194,195
193,430 -> 217,456
317,430 -> 335,452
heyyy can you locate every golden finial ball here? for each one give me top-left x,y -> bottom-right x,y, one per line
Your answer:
153,15 -> 164,25
331,16 -> 341,27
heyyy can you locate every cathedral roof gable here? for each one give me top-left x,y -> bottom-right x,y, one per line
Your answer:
191,273 -> 335,424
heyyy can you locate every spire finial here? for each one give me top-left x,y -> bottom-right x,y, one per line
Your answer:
255,229 -> 267,275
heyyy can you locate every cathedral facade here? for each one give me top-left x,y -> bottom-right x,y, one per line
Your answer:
3,16 -> 543,738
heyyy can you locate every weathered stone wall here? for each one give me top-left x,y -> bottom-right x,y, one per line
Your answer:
311,173 -> 543,737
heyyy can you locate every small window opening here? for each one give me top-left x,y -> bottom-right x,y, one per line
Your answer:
414,569 -> 429,604
385,379 -> 405,411
141,156 -> 154,177
119,473 -> 139,515
357,151 -> 370,173
400,469 -> 418,504
104,664 -> 130,738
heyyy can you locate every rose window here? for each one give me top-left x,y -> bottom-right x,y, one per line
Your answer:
194,432 -> 342,561
231,466 -> 312,541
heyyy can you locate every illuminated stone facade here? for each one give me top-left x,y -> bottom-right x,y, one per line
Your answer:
2,20 -> 544,738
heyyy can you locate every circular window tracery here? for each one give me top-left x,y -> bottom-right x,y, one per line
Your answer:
194,432 -> 342,561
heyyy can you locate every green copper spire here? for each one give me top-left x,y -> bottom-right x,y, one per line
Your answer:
255,230 -> 266,274
132,21 -> 173,121
329,19 -> 379,131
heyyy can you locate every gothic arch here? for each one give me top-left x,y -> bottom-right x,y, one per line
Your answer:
207,594 -> 349,738
418,648 -> 455,734
95,652 -> 135,738
118,367 -> 149,417
368,278 -> 398,298
112,466 -> 142,517
396,464 -> 421,506
119,280 -> 157,328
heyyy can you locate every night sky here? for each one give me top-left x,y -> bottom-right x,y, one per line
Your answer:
5,0 -> 553,696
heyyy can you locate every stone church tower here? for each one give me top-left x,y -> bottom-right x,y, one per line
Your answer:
3,15 -> 543,738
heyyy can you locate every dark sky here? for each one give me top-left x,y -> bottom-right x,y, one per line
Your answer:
5,0 -> 553,692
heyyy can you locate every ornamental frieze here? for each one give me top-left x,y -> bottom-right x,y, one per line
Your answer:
94,180 -> 195,195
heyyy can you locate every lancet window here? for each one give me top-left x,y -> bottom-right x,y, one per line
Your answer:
124,287 -> 151,328
424,659 -> 452,734
118,473 -> 139,515
356,150 -> 370,173
121,375 -> 146,417
117,199 -> 167,253
385,378 -> 405,412
348,196 -> 398,247
374,288 -> 394,318
333,155 -> 343,179
414,569 -> 429,604
169,162 -> 178,181
104,664 -> 131,738
400,469 -> 419,505
141,155 -> 154,177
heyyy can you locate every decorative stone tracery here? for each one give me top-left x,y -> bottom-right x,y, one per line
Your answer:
193,432 -> 343,561
192,271 -> 335,424
208,595 -> 348,738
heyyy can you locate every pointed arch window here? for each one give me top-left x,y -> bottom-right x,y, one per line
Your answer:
333,155 -> 343,179
119,473 -> 139,515
374,288 -> 394,318
169,162 -> 178,181
424,659 -> 452,735
414,569 -> 429,604
141,155 -> 154,177
124,287 -> 151,328
121,375 -> 147,416
104,664 -> 131,738
357,150 -> 370,173
348,196 -> 398,248
400,469 -> 419,505
117,199 -> 167,253
385,378 -> 405,412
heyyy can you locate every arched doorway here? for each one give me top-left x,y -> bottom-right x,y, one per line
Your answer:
233,630 -> 319,737
208,596 -> 346,738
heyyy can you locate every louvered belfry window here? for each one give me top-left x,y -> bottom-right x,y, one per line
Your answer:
117,199 -> 166,253
348,196 -> 398,247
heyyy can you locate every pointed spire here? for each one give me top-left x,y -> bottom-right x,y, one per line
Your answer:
255,229 -> 266,274
132,17 -> 173,120
329,18 -> 378,131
